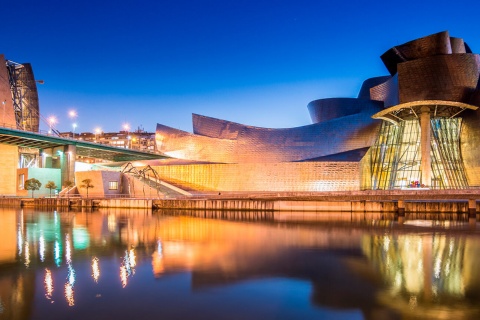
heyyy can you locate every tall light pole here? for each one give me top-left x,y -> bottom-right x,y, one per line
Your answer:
68,110 -> 77,138
94,127 -> 101,142
48,116 -> 57,135
123,123 -> 130,149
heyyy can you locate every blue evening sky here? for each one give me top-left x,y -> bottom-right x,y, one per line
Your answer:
2,0 -> 480,133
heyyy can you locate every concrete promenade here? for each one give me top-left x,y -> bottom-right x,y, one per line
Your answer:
0,189 -> 479,214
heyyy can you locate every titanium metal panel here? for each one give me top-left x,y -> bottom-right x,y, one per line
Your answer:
450,37 -> 467,54
156,123 -> 237,163
192,113 -> 242,139
381,31 -> 452,75
156,100 -> 382,163
307,98 -> 383,123
398,54 -> 480,104
357,76 -> 391,100
0,55 -> 16,127
369,75 -> 399,108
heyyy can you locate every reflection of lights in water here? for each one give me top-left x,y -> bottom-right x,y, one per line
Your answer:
0,296 -> 4,314
120,248 -> 136,288
449,239 -> 454,256
92,257 -> 100,283
120,265 -> 128,288
44,269 -> 53,299
129,249 -> 136,268
434,257 -> 441,279
65,234 -> 72,264
157,240 -> 163,257
54,240 -> 61,266
417,238 -> 422,253
68,264 -> 76,286
432,284 -> 438,297
446,259 -> 451,276
417,260 -> 423,273
394,272 -> 402,290
64,283 -> 75,307
17,227 -> 23,256
409,295 -> 417,309
17,210 -> 24,256
24,240 -> 30,267
404,220 -> 433,227
153,240 -> 165,275
108,214 -> 117,232
383,235 -> 390,252
39,233 -> 45,262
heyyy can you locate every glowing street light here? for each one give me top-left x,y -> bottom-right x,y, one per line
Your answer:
72,123 -> 77,138
94,127 -> 101,141
123,123 -> 131,149
48,116 -> 57,135
68,110 -> 78,138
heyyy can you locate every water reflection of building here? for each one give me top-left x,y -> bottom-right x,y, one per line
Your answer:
362,232 -> 480,318
2,209 -> 480,319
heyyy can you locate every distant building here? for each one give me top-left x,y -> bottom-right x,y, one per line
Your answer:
60,129 -> 156,153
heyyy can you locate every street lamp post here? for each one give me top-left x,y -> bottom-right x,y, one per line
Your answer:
94,128 -> 101,142
48,116 -> 57,135
68,110 -> 77,138
123,123 -> 130,149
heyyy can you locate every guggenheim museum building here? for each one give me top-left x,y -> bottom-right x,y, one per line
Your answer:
152,31 -> 480,192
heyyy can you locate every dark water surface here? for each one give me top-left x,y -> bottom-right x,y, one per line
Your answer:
1,208 -> 480,320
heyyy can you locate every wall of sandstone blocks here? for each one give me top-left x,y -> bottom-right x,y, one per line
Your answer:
151,161 -> 361,192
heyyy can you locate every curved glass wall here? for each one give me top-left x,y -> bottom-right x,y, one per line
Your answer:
371,118 -> 468,189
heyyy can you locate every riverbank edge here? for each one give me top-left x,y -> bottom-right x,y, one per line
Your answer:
0,191 -> 479,214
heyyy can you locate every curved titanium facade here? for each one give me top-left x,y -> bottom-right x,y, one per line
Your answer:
398,54 -> 480,105
381,31 -> 461,75
307,98 -> 383,123
192,114 -> 243,140
357,76 -> 391,100
153,30 -> 480,191
157,99 -> 382,163
369,75 -> 399,107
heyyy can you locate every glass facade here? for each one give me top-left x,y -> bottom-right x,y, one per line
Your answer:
371,118 -> 468,190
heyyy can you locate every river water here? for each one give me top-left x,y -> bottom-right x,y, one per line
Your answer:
1,208 -> 480,320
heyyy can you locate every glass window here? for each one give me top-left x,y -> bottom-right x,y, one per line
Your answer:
109,181 -> 118,190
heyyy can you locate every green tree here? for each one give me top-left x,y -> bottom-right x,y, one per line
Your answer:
45,181 -> 58,198
80,179 -> 94,198
24,178 -> 42,198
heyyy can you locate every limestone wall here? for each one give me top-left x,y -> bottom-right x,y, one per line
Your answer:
0,145 -> 18,196
151,162 -> 360,192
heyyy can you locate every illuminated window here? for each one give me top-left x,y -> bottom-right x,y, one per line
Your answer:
371,118 -> 467,190
109,181 -> 118,190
